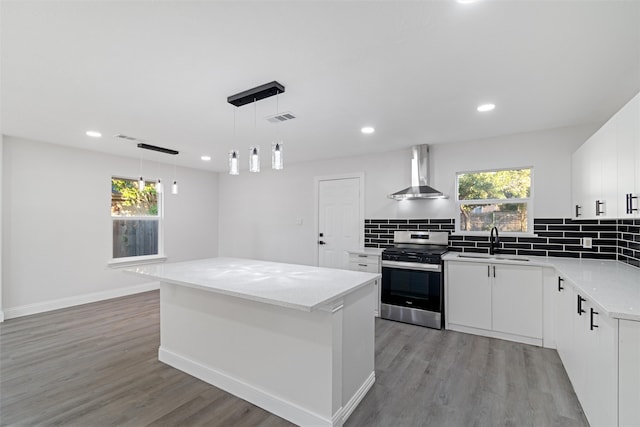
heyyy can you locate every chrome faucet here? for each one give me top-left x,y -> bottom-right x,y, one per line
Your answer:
489,226 -> 500,255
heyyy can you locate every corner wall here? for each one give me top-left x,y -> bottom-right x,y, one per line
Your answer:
2,137 -> 219,318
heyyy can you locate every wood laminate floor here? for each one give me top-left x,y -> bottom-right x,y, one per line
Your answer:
0,291 -> 588,427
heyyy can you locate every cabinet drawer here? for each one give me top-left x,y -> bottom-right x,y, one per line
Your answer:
349,261 -> 379,273
348,253 -> 380,266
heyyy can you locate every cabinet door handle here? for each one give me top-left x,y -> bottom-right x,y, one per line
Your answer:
487,265 -> 490,277
630,193 -> 638,213
577,295 -> 586,315
595,200 -> 605,216
358,255 -> 367,258
590,307 -> 599,331
558,277 -> 564,292
575,204 -> 581,217
492,265 -> 496,277
358,263 -> 368,267
627,193 -> 632,215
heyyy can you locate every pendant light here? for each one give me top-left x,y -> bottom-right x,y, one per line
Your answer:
134,142 -> 179,193
171,157 -> 179,194
138,151 -> 145,191
249,146 -> 260,172
271,91 -> 284,170
229,106 -> 240,175
226,82 -> 286,174
249,98 -> 260,173
272,142 -> 283,170
229,150 -> 239,175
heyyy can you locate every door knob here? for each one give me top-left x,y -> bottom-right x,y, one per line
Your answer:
318,241 -> 326,245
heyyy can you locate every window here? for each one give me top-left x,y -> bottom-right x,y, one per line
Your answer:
111,177 -> 162,259
456,168 -> 532,233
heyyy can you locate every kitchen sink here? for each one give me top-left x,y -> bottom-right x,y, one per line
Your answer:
456,253 -> 530,262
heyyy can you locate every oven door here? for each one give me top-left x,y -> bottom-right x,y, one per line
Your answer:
381,261 -> 442,313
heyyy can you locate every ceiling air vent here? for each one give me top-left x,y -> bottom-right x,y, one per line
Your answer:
266,111 -> 297,123
114,134 -> 144,142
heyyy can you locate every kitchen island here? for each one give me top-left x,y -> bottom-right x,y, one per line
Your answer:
126,257 -> 380,427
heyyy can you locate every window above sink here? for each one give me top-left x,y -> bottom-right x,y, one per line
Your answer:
456,167 -> 533,234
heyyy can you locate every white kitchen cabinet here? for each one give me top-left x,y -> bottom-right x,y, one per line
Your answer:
446,261 -> 492,330
573,120 -> 618,219
347,252 -> 381,316
572,143 -> 588,219
553,277 -> 618,427
619,319 -> 640,427
617,93 -> 640,218
445,261 -> 542,345
491,264 -> 543,339
572,90 -> 640,219
554,276 -> 578,383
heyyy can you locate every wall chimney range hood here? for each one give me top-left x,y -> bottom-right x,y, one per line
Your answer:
388,145 -> 448,200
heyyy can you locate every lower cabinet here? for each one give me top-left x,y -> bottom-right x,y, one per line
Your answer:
554,274 -> 631,427
347,252 -> 381,317
446,261 -> 542,345
619,319 -> 640,427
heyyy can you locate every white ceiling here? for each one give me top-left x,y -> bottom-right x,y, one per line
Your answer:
2,0 -> 640,172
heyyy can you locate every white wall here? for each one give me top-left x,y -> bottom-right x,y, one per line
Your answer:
0,135 -> 4,321
2,136 -> 218,318
218,125 -> 591,266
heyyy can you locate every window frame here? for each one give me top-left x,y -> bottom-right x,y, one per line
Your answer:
109,176 -> 165,266
454,166 -> 534,235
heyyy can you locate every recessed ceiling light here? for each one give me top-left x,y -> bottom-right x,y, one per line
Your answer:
201,155 -> 212,161
86,130 -> 102,138
477,103 -> 496,112
361,126 -> 375,134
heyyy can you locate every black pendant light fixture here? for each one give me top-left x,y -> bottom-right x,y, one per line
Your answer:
227,81 -> 286,174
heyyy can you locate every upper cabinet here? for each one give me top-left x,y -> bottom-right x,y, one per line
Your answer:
572,92 -> 640,219
617,94 -> 640,218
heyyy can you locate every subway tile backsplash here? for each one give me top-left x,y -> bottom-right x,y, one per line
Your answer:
364,217 -> 640,269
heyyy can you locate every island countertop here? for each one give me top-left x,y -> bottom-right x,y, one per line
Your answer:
126,257 -> 380,312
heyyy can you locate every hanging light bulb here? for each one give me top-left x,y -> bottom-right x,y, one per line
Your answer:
138,176 -> 145,191
272,142 -> 283,170
171,180 -> 179,194
156,178 -> 163,193
229,150 -> 239,175
249,146 -> 260,173
271,92 -> 284,171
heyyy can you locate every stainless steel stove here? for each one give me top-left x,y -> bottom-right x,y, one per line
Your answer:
381,231 -> 448,329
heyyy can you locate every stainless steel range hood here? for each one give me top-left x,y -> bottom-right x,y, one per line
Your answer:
388,145 -> 448,200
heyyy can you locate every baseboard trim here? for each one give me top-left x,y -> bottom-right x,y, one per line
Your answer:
334,370 -> 375,426
0,310 -> 5,323
447,323 -> 543,347
159,346 -> 335,427
3,281 -> 159,320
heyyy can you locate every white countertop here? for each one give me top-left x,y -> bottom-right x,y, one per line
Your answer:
125,257 -> 380,312
347,248 -> 384,256
443,253 -> 640,321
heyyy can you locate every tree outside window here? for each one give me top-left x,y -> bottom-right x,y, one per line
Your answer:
457,168 -> 532,233
111,177 -> 161,259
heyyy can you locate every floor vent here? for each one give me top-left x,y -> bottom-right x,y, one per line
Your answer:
266,111 -> 296,123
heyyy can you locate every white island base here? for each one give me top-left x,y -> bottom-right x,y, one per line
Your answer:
135,259 -> 377,427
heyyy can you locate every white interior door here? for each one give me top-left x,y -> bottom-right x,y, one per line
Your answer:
317,177 -> 362,269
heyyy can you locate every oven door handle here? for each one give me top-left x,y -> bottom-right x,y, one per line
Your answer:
382,260 -> 441,272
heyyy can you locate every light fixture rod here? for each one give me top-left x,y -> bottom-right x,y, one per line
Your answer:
137,143 -> 179,155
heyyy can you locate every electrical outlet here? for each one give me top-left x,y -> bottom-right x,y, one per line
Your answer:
582,237 -> 593,248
